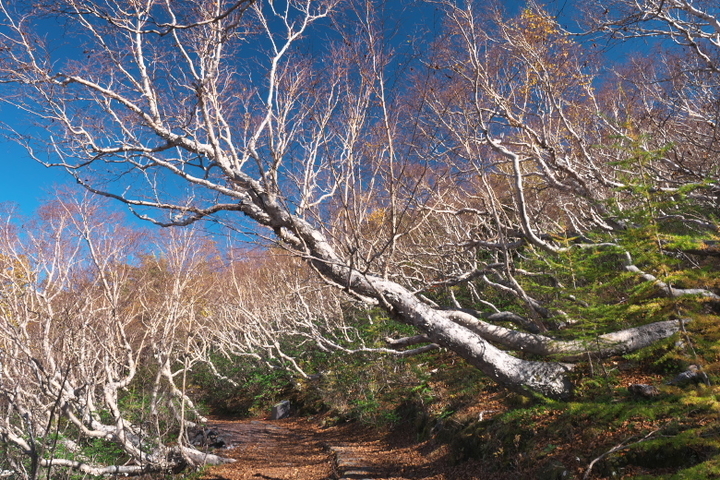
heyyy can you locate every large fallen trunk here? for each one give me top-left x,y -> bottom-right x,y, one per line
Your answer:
265,213 -> 695,400
423,309 -> 574,399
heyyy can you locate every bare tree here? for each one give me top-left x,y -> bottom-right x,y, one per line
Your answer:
0,194 -> 235,478
584,0 -> 720,193
0,0 -> 716,417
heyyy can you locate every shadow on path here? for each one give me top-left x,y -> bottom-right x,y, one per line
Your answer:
200,417 -> 471,480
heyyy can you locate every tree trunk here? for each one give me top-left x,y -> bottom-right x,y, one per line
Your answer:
290,225 -> 576,398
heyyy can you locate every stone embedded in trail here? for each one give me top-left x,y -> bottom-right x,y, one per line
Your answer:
342,468 -> 380,479
330,446 -> 382,479
270,400 -> 291,420
336,456 -> 366,468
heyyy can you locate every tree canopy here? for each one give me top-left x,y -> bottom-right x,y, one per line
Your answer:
0,0 -> 719,476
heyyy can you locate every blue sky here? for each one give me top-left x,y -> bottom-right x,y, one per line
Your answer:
0,138 -> 73,215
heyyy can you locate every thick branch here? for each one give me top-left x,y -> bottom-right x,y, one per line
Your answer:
623,253 -> 720,301
447,311 -> 686,360
384,335 -> 431,348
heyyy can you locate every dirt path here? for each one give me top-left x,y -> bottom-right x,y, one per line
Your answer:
199,417 -> 488,480
200,418 -> 333,480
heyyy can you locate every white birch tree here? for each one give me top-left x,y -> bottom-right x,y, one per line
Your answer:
0,0 -> 716,423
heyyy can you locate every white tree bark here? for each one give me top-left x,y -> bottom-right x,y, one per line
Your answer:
0,0 -> 716,448
0,196 -> 236,477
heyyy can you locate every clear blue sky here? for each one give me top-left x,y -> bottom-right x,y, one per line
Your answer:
0,138 -> 76,215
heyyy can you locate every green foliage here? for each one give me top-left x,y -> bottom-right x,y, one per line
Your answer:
299,350 -> 436,427
81,438 -> 127,467
191,355 -> 295,417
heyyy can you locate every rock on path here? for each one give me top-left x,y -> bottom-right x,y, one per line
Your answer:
330,445 -> 385,479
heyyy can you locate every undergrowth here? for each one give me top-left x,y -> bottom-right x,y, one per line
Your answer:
188,179 -> 720,478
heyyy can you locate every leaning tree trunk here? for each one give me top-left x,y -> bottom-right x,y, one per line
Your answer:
264,210 -> 576,399
377,278 -> 575,399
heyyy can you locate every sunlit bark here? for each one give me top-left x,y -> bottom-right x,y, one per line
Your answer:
0,2 -> 716,454
0,195 -> 234,477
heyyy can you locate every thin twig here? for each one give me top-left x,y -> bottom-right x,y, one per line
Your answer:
584,429 -> 660,479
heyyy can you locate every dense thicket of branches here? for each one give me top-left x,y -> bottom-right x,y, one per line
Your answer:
0,0 -> 718,476
0,193 -> 355,477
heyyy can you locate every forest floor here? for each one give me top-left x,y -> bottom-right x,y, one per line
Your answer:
198,416 -> 493,480
196,362 -> 714,479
